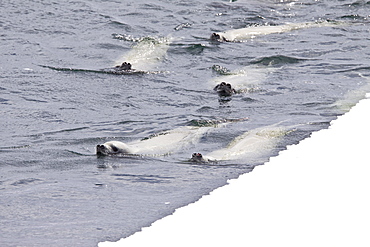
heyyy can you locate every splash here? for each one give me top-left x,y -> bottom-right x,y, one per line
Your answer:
195,123 -> 294,162
210,64 -> 276,92
114,36 -> 173,71
211,20 -> 341,42
127,126 -> 211,156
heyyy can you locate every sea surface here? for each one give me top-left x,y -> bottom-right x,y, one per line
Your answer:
0,0 -> 369,246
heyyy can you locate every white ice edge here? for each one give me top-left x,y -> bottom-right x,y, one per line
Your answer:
100,93 -> 370,247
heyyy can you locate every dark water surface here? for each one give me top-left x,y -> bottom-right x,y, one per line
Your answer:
1,0 -> 369,246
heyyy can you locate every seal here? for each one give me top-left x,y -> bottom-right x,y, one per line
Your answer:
214,82 -> 236,97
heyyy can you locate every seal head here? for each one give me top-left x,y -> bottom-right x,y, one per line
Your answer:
115,62 -> 132,71
190,153 -> 209,163
214,82 -> 236,97
96,141 -> 132,156
210,33 -> 228,42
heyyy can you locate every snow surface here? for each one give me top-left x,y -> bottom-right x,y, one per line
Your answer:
99,93 -> 370,247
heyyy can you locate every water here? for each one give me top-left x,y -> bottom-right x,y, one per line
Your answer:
0,0 -> 369,246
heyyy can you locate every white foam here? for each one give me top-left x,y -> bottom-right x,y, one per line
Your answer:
205,125 -> 288,161
127,126 -> 213,156
99,93 -> 370,246
115,36 -> 173,71
215,21 -> 340,42
210,65 -> 276,92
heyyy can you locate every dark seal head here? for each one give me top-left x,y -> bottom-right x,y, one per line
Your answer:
190,153 -> 207,163
115,62 -> 132,71
214,82 -> 236,97
210,33 -> 227,42
96,141 -> 132,156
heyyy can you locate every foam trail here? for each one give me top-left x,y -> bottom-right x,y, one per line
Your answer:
201,123 -> 291,162
127,126 -> 213,156
115,36 -> 173,71
210,65 -> 276,92
212,21 -> 340,42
